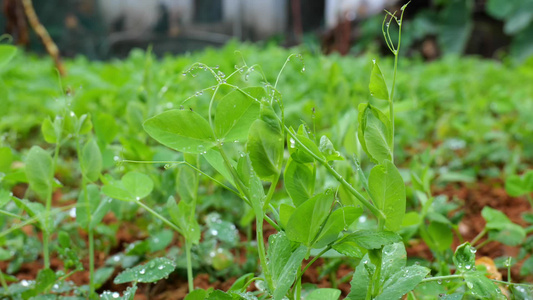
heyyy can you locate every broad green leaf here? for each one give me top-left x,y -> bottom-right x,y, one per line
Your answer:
76,184 -> 101,230
334,230 -> 402,250
284,158 -> 314,207
184,289 -> 208,300
113,257 -> 176,284
167,196 -> 200,243
267,232 -> 307,300
376,265 -> 430,300
482,206 -> 512,230
215,87 -> 262,141
286,190 -> 335,246
22,268 -> 56,298
290,133 -> 325,163
144,109 -> 216,154
319,135 -> 343,161
77,114 -> 93,135
505,171 -> 533,197
102,172 -> 153,201
0,147 -> 13,173
380,242 -> 407,286
41,118 -> 57,144
453,242 -> 476,273
25,146 -> 53,200
0,45 -> 17,68
228,273 -> 254,292
100,285 -> 137,300
510,284 -> 533,299
246,119 -> 283,180
94,113 -> 118,145
346,255 -> 375,300
420,220 -> 453,253
206,290 -> 233,300
279,203 -> 296,229
358,104 -> 393,164
89,196 -> 113,230
236,154 -> 265,216
313,206 -> 362,249
369,60 -> 389,100
81,139 -> 102,182
122,171 -> 153,200
94,267 -> 115,288
368,160 -> 405,232
307,288 -> 341,300
203,149 -> 236,187
176,164 -> 197,204
332,239 -> 363,258
488,223 -> 525,246
463,272 -> 505,299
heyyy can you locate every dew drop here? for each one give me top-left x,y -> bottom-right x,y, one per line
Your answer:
470,247 -> 477,253
301,67 -> 305,72
136,197 -> 141,201
112,292 -> 120,298
139,269 -> 146,275
158,265 -> 164,270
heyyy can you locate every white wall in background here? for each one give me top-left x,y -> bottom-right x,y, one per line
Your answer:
325,0 -> 399,29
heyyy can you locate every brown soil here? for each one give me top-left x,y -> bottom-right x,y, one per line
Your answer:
3,180 -> 531,299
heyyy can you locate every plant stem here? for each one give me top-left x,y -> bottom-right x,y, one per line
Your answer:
136,200 -> 184,235
285,127 -> 385,220
185,240 -> 194,292
0,269 -> 8,292
471,228 -> 487,246
421,274 -> 464,283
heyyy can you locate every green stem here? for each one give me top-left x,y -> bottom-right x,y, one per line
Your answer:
88,230 -> 95,294
295,277 -> 302,300
0,269 -> 8,292
264,214 -> 281,231
421,274 -> 463,283
471,228 -> 487,246
0,209 -> 24,219
185,240 -> 194,292
136,200 -> 184,235
285,127 -> 385,220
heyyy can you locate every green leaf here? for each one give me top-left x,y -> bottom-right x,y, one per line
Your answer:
144,109 -> 216,154
319,135 -> 343,161
184,289 -> 208,300
0,45 -> 17,68
81,139 -> 102,182
203,149 -> 236,187
0,147 -> 13,173
176,164 -> 197,204
358,104 -> 393,164
100,285 -> 137,300
488,223 -> 526,246
41,118 -> 57,144
290,132 -> 325,163
453,242 -> 476,273
279,203 -> 296,229
464,272 -> 505,299
76,184 -> 101,230
313,206 -> 362,249
380,242 -> 407,286
505,171 -> 533,197
228,273 -> 254,292
215,87 -> 262,141
94,267 -> 115,288
22,268 -> 56,298
246,119 -> 284,180
25,146 -> 53,200
89,196 -> 113,230
286,190 -> 335,246
167,197 -> 200,243
368,160 -> 405,232
114,257 -> 176,284
284,158 -> 314,207
267,232 -> 307,300
307,288 -> 341,300
369,60 -> 389,100
334,230 -> 402,250
376,265 -> 430,300
236,154 -> 265,217
102,172 -> 153,201
122,171 -> 153,200
346,255 -> 375,300
420,220 -> 453,252
94,113 -> 118,145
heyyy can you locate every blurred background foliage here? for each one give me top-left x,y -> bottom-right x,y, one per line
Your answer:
1,0 -> 533,62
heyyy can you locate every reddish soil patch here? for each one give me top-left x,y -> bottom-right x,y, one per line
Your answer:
3,180 -> 531,299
